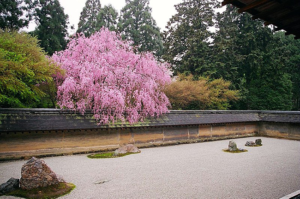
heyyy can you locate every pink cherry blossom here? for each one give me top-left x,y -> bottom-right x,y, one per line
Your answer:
52,28 -> 171,124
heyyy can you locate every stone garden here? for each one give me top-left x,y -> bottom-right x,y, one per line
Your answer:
1,137 -> 300,199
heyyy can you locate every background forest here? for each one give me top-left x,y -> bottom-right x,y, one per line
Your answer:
1,0 -> 300,111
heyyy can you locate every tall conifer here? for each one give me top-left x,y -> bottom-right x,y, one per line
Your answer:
96,5 -> 118,31
77,0 -> 101,37
214,5 -> 293,110
0,0 -> 33,30
163,0 -> 216,75
32,0 -> 69,56
118,0 -> 163,57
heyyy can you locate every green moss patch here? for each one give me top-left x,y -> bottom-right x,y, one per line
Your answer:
7,182 -> 75,199
222,149 -> 248,153
88,152 -> 138,159
245,144 -> 263,147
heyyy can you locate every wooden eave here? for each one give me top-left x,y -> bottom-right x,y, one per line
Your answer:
222,0 -> 300,39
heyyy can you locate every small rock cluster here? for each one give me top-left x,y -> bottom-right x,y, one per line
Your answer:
245,139 -> 262,146
227,141 -> 246,152
114,144 -> 141,156
225,139 -> 263,153
245,141 -> 256,146
0,157 -> 64,195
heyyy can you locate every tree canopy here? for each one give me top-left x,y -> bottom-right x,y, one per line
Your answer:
77,0 -> 101,37
52,28 -> 171,124
164,74 -> 239,110
96,4 -> 118,31
0,30 -> 62,108
118,0 -> 163,57
212,5 -> 294,110
1,0 -> 299,111
163,0 -> 216,75
0,0 -> 33,30
31,0 -> 69,56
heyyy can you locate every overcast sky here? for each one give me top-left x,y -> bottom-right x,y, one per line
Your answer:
58,0 -> 183,34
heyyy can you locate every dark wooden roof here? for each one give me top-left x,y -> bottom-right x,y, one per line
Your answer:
222,0 -> 300,39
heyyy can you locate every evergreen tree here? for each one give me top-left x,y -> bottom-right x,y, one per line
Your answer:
118,0 -> 163,57
0,0 -> 33,30
212,6 -> 240,82
163,0 -> 216,75
96,4 -> 118,31
214,6 -> 293,110
31,0 -> 69,56
77,0 -> 101,37
273,32 -> 300,110
165,3 -> 296,111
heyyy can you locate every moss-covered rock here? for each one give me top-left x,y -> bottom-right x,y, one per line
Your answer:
6,182 -> 75,199
223,148 -> 248,153
88,152 -> 139,159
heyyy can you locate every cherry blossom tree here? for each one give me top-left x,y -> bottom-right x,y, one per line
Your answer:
52,28 -> 171,124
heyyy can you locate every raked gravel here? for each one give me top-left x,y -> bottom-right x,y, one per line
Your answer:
0,137 -> 299,199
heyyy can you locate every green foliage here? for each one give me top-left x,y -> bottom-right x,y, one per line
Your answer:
118,0 -> 163,57
207,78 -> 240,110
212,5 -> 295,110
2,0 -> 298,111
0,29 -> 63,108
212,6 -> 241,82
31,0 -> 69,55
78,1 -> 119,36
163,0 -> 216,75
164,2 -> 298,111
96,4 -> 118,31
36,80 -> 59,108
77,0 -> 101,37
248,74 -> 292,110
0,0 -> 33,30
273,32 -> 300,110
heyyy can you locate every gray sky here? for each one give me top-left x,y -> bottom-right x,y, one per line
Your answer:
58,0 -> 183,34
25,0 -> 224,34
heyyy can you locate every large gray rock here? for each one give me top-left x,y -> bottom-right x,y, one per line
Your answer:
114,144 -> 141,156
0,178 -> 19,195
228,141 -> 238,151
20,157 -> 62,190
255,139 -> 262,145
245,141 -> 256,146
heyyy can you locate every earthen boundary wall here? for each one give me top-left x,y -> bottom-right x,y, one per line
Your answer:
0,109 -> 299,160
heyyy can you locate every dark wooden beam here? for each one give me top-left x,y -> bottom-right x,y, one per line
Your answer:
221,0 -> 300,39
285,27 -> 300,34
284,29 -> 300,37
264,21 -> 272,26
252,0 -> 296,20
238,0 -> 271,13
285,31 -> 293,36
275,19 -> 300,31
276,9 -> 300,21
265,11 -> 300,26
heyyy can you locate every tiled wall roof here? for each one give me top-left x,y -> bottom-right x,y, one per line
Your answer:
0,109 -> 299,132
